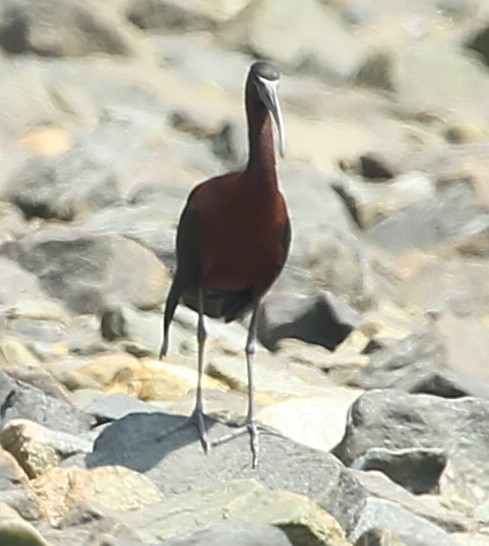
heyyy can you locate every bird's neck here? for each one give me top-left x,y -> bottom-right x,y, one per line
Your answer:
246,102 -> 278,190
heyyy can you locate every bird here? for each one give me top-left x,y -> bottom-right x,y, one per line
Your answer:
158,60 -> 290,468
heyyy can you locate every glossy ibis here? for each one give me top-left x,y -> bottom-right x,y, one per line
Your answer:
159,61 -> 290,467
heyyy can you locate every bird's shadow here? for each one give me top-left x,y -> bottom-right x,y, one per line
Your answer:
84,411 -> 218,473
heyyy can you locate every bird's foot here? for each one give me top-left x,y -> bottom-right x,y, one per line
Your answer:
211,419 -> 282,468
156,408 -> 210,454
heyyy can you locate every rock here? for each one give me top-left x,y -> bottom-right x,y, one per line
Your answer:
0,446 -> 41,520
17,124 -> 74,156
5,299 -> 69,324
78,352 -> 224,401
0,258 -> 45,307
2,366 -> 71,404
257,389 -> 363,453
0,502 -> 50,546
224,0 -> 367,82
0,369 -> 93,434
452,533 -> 489,546
257,291 -> 361,351
0,199 -> 28,232
397,256 -> 489,317
1,418 -> 93,478
350,323 -> 489,399
433,311 -> 489,386
351,447 -> 447,495
206,349 -> 334,401
161,521 -> 294,546
334,389 -> 489,506
349,331 -> 447,393
78,352 -> 142,388
365,179 -> 489,254
374,42 -> 489,119
331,171 -> 435,229
100,304 -> 162,355
10,318 -> 66,345
0,0 -> 142,56
125,480 -> 350,545
358,154 -> 396,181
127,0 -> 242,31
31,465 -> 163,525
16,230 -> 169,314
0,335 -> 40,366
355,528 -> 408,546
83,392 -> 164,422
82,413 -> 465,544
465,24 -> 489,67
135,358 -> 226,402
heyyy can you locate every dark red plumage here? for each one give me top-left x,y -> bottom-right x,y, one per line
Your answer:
158,61 -> 290,467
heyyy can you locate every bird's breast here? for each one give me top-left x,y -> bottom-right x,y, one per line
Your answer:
198,194 -> 288,294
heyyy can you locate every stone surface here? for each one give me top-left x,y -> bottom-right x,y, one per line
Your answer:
257,390 -> 363,453
257,291 -> 361,351
16,231 -> 169,314
125,479 -> 351,545
80,412 -> 464,545
0,369 -> 93,433
160,521 -> 294,546
225,0 -> 367,82
1,1 -> 489,543
0,0 -> 142,56
31,465 -> 163,525
0,502 -> 50,546
351,447 -> 447,494
1,418 -> 92,478
334,389 -> 489,506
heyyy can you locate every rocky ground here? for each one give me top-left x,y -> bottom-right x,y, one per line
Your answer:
2,0 -> 489,544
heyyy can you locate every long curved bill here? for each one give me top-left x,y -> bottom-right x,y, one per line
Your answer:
257,76 -> 286,158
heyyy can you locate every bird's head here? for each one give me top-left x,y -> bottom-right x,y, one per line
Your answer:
248,61 -> 285,158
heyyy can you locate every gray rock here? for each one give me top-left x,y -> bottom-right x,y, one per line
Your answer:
0,258 -> 45,306
127,0 -> 219,32
365,41 -> 489,119
16,230 -> 169,314
350,331 -> 445,392
351,330 -> 489,399
347,497 -> 457,546
1,418 -> 93,478
355,527 -> 408,546
0,446 -> 41,520
351,447 -> 447,494
332,171 -> 435,229
0,0 -> 141,56
0,369 -> 93,433
273,164 -> 390,311
81,412 -> 464,544
334,389 -> 489,505
161,522 -> 293,546
365,180 -> 489,254
84,392 -> 164,422
257,291 -> 361,351
100,304 -> 162,355
224,0 -> 367,83
0,502 -> 50,546
5,118 -> 157,221
4,366 -> 72,404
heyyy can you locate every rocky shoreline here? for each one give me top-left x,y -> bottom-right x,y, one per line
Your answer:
2,0 -> 489,544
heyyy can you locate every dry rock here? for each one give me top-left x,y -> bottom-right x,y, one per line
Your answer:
32,465 -> 163,525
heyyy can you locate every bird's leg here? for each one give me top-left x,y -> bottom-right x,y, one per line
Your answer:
193,286 -> 210,453
157,287 -> 209,453
244,301 -> 260,467
211,302 -> 272,468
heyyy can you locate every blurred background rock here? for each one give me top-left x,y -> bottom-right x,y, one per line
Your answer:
2,1 -> 489,545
